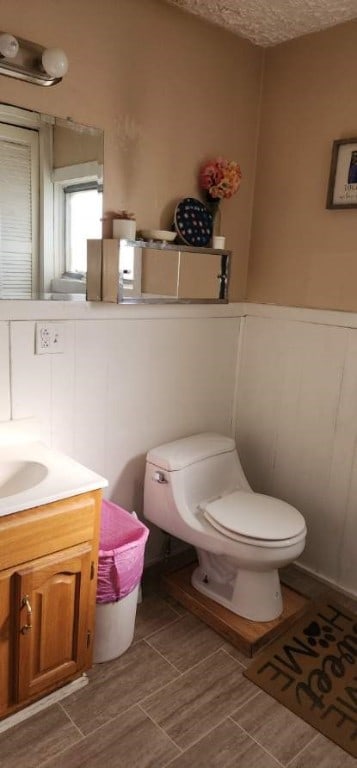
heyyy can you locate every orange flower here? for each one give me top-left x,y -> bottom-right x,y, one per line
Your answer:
199,158 -> 242,200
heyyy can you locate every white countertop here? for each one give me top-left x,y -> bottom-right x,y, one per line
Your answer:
0,440 -> 107,517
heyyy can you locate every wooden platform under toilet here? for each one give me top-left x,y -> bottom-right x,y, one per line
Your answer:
162,562 -> 309,657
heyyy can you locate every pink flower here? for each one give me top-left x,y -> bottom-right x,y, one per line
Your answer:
199,157 -> 242,200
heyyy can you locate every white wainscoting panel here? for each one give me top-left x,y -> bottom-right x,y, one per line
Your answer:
334,329 -> 357,592
10,321 -> 76,448
10,316 -> 239,563
0,322 -> 10,421
235,314 -> 357,594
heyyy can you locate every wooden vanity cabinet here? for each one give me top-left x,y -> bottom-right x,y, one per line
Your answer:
0,489 -> 102,719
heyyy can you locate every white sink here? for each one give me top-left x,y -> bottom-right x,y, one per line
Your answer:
0,422 -> 107,517
0,460 -> 48,498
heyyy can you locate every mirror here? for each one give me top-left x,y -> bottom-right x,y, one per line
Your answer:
0,102 -> 103,299
0,102 -> 230,304
119,241 -> 229,302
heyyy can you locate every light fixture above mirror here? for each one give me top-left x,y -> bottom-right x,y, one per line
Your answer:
0,32 -> 68,86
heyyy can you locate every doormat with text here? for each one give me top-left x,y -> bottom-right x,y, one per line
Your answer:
244,599 -> 357,758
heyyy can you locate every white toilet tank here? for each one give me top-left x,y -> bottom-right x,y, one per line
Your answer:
143,433 -> 250,539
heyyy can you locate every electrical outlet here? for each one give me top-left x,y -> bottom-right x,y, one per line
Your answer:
35,323 -> 65,355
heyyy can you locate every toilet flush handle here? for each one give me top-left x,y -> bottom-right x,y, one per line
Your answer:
152,471 -> 167,484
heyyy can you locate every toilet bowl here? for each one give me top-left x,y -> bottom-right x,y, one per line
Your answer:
143,433 -> 306,622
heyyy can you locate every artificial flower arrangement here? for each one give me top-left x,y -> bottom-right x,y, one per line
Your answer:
199,157 -> 242,201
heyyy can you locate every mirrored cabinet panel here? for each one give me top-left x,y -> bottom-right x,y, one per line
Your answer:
119,241 -> 230,303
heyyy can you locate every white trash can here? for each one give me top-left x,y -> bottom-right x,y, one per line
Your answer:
93,584 -> 139,663
93,502 -> 149,664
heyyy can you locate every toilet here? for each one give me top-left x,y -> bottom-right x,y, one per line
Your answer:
143,433 -> 306,622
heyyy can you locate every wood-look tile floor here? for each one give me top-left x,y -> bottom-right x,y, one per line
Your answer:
2,564 -> 357,768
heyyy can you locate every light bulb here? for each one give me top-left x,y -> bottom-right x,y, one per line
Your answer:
42,47 -> 68,78
0,33 -> 19,59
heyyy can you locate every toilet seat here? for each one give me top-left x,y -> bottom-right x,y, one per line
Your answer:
203,490 -> 306,544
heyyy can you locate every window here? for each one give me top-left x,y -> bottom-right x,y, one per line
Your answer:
53,162 -> 103,279
64,184 -> 102,273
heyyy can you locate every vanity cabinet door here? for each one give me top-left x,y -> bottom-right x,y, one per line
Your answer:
13,542 -> 92,704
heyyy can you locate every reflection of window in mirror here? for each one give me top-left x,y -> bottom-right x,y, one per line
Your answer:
65,186 -> 103,273
51,121 -> 103,293
0,104 -> 103,299
53,166 -> 102,278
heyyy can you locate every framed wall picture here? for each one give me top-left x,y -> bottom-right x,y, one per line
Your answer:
326,138 -> 357,209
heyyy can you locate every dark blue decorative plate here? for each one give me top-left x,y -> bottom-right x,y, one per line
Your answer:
174,197 -> 213,247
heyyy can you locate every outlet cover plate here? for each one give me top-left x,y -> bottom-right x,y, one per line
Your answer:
35,322 -> 64,355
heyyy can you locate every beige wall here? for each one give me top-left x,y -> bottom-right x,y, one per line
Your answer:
247,21 -> 357,312
0,0 -> 263,301
2,4 -> 357,311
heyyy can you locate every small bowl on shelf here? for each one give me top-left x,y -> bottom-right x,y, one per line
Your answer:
140,229 -> 177,243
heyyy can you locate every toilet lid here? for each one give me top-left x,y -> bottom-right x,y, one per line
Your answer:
147,433 -> 235,471
203,491 -> 306,541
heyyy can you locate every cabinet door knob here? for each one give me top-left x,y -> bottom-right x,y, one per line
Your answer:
21,594 -> 32,634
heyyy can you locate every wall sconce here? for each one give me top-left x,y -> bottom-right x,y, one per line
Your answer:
0,32 -> 68,86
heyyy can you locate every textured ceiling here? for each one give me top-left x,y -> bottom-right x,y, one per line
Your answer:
166,0 -> 357,46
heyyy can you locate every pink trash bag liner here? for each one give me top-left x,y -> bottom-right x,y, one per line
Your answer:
96,499 -> 149,603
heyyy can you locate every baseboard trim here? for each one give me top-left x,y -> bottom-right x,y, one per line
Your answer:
0,675 -> 88,734
293,561 -> 357,601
